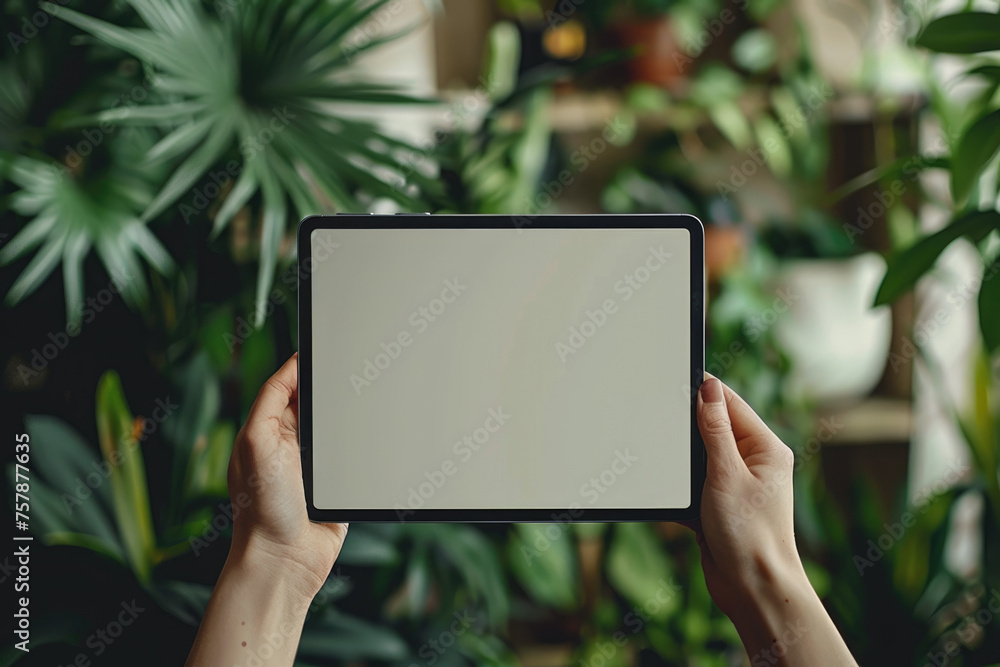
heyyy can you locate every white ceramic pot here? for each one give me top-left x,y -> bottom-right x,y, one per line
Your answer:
773,252 -> 892,403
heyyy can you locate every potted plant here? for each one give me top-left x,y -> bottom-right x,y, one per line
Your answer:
577,0 -> 689,89
761,213 -> 894,404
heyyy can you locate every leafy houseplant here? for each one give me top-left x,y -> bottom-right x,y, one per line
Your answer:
7,361 -> 514,664
607,0 -> 686,90
6,0 -> 439,326
0,130 -> 174,327
814,7 -> 1000,665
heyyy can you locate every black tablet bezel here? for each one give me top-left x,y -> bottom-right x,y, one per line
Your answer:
298,214 -> 705,523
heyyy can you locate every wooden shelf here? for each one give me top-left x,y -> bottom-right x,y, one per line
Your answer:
494,88 -> 923,134
816,397 -> 913,446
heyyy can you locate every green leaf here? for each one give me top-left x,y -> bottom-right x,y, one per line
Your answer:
606,523 -> 677,621
404,543 -> 431,615
298,609 -> 408,662
142,121 -> 234,221
0,151 -> 173,325
874,210 -> 1000,305
42,531 -> 125,562
916,13 -> 1000,53
951,108 -> 1000,205
211,167 -> 257,237
239,319 -> 276,416
183,422 -> 233,501
163,352 -> 222,509
61,230 -> 91,325
43,0 -> 435,318
0,212 -> 56,265
336,525 -> 399,565
423,524 -> 509,627
22,416 -> 121,549
483,21 -> 520,102
3,227 -> 67,306
149,580 -> 213,626
826,155 -> 948,205
508,523 -> 577,610
979,258 -> 1000,353
709,100 -> 753,151
96,371 -> 156,583
253,162 -> 287,327
967,65 -> 1000,84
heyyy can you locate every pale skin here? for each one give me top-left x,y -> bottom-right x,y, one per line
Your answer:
185,356 -> 858,666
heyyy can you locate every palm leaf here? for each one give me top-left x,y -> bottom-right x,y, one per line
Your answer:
1,141 -> 175,325
44,0 -> 441,326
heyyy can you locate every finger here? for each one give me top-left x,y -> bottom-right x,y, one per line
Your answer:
248,353 -> 299,424
716,381 -> 772,444
697,377 -> 746,477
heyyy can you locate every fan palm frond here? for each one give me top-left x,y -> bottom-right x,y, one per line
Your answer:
44,0 -> 440,322
0,131 -> 175,326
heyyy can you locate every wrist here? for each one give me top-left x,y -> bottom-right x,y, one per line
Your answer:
727,550 -> 822,655
226,533 -> 326,609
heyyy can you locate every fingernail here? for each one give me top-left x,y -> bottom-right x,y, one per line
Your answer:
701,378 -> 723,403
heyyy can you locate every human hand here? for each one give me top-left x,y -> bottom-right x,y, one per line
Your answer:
227,352 -> 348,600
688,375 -> 804,618
685,376 -> 858,666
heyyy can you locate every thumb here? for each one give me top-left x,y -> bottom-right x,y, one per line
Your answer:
697,377 -> 744,477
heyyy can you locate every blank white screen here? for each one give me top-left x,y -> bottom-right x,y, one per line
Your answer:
310,227 -> 692,511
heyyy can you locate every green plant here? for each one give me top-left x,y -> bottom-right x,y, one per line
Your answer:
816,6 -> 1000,664
0,131 -> 175,326
428,21 -> 555,214
9,363 -> 514,664
871,10 -> 1000,349
13,0 -> 439,324
507,522 -> 743,664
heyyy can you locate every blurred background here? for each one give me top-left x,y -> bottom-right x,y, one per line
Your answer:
1,0 -> 999,664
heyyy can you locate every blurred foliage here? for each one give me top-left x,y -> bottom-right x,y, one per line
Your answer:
6,0 -> 441,326
3,0 -> 1000,664
0,130 -> 174,326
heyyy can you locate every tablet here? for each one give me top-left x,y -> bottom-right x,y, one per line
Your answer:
298,214 -> 705,522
